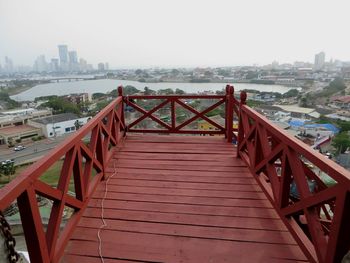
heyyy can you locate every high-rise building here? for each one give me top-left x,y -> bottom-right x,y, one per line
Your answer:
69,51 -> 78,64
98,63 -> 105,71
69,51 -> 78,71
58,45 -> 69,71
105,62 -> 109,70
50,58 -> 59,72
314,52 -> 325,71
86,64 -> 94,71
4,56 -> 14,73
34,55 -> 48,72
79,58 -> 88,71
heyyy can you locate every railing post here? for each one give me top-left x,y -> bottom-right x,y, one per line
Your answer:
224,85 -> 230,139
118,85 -> 127,135
171,98 -> 176,131
237,91 -> 247,156
17,188 -> 50,263
226,85 -> 234,143
326,190 -> 350,263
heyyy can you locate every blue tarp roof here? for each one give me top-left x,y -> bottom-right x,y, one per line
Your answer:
288,120 -> 340,133
304,123 -> 340,133
289,119 -> 305,127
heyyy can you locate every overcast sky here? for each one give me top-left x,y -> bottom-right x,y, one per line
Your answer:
0,0 -> 349,68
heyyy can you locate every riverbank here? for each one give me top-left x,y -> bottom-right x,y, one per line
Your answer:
1,79 -> 51,97
11,79 -> 293,101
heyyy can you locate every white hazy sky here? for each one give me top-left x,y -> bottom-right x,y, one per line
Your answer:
0,0 -> 349,68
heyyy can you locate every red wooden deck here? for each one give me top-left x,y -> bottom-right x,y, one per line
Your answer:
62,135 -> 308,263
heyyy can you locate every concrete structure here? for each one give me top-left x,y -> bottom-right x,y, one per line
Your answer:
63,93 -> 90,105
272,105 -> 320,119
0,125 -> 42,144
314,52 -> 325,71
29,113 -> 91,138
58,45 -> 69,71
79,58 -> 88,71
50,58 -> 59,72
0,109 -> 52,128
69,51 -> 79,71
98,63 -> 105,71
330,96 -> 350,109
34,55 -> 48,72
4,56 -> 14,73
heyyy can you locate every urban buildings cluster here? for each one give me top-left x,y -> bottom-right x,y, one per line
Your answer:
0,45 -> 110,74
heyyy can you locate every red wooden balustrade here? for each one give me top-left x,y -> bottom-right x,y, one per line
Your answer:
123,84 -> 239,141
0,90 -> 126,263
237,91 -> 350,263
0,85 -> 349,263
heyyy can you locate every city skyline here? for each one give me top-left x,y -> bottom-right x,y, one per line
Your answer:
1,0 -> 350,68
1,48 -> 349,73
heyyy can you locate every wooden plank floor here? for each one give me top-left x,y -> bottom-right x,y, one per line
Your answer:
62,135 -> 308,263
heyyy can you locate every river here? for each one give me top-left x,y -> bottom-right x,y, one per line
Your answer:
11,79 -> 292,101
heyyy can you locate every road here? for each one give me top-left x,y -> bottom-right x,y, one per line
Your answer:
0,135 -> 71,165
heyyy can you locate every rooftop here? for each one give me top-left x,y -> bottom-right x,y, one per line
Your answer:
331,95 -> 350,103
0,124 -> 40,136
32,113 -> 79,125
0,108 -> 35,115
273,105 -> 317,114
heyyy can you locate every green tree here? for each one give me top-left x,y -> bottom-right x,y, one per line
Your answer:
0,92 -> 20,109
175,88 -> 185,95
158,88 -> 174,95
314,78 -> 346,98
0,162 -> 15,176
332,132 -> 350,154
217,69 -> 231,77
95,100 -> 110,112
42,97 -> 80,115
135,69 -> 143,75
124,85 -> 140,95
245,71 -> 259,80
299,96 -> 308,107
337,120 -> 350,132
283,89 -> 299,98
216,89 -> 225,95
144,86 -> 156,95
92,92 -> 106,100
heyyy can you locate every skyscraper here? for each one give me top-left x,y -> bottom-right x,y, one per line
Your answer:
69,51 -> 78,71
98,63 -> 105,71
4,56 -> 14,73
34,55 -> 48,72
69,51 -> 78,64
50,58 -> 59,72
79,58 -> 88,71
58,45 -> 68,71
314,52 -> 325,71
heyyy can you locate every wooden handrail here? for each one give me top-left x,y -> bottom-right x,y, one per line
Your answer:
237,90 -> 350,263
123,85 -> 238,142
0,92 -> 125,263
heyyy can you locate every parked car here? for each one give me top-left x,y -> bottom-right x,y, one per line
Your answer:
1,159 -> 14,166
14,145 -> 26,151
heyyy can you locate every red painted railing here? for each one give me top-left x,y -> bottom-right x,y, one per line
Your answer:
0,85 -> 349,263
237,91 -> 350,263
0,91 -> 125,263
123,85 -> 239,142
